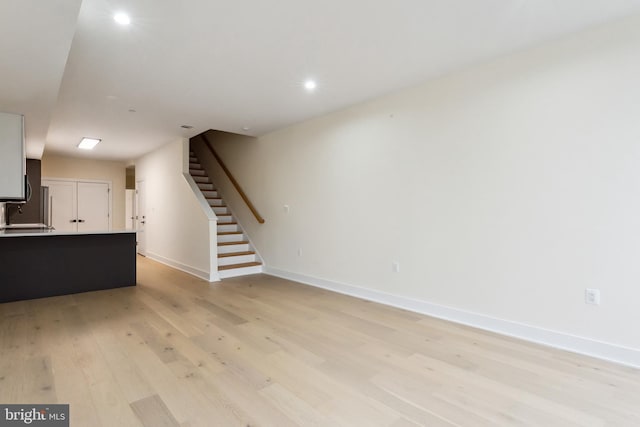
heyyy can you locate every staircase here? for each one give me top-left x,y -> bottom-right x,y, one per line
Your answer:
189,151 -> 263,279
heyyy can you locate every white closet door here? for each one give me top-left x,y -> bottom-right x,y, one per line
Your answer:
77,182 -> 109,232
43,180 -> 77,232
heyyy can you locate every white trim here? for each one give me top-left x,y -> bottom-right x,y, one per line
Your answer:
265,267 -> 640,369
182,173 -> 217,221
182,172 -> 219,282
146,251 -> 220,282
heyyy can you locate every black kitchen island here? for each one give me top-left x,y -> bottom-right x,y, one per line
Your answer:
0,230 -> 136,303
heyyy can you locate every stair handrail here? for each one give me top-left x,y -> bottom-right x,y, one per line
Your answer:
200,132 -> 265,224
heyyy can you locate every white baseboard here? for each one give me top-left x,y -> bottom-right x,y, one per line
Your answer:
265,267 -> 640,369
145,251 -> 220,282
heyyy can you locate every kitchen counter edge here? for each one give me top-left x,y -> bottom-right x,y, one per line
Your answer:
0,229 -> 137,237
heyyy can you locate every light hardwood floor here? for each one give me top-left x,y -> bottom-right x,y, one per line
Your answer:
1,256 -> 639,426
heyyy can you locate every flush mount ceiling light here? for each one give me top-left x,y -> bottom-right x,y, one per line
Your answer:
78,137 -> 101,150
304,79 -> 317,91
113,12 -> 131,25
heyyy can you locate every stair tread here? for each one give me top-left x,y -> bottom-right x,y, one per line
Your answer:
219,261 -> 262,271
218,251 -> 255,258
218,241 -> 249,246
218,221 -> 237,225
218,231 -> 242,235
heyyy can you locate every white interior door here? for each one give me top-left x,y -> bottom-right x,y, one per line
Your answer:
136,180 -> 146,255
43,180 -> 77,232
77,182 -> 110,232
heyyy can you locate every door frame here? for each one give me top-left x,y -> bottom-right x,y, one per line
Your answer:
125,189 -> 136,231
41,177 -> 113,231
135,180 -> 146,256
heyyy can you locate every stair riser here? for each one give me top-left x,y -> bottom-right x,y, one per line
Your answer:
218,243 -> 249,254
216,214 -> 233,222
217,233 -> 244,243
202,191 -> 218,198
190,170 -> 206,176
198,184 -> 215,191
194,177 -> 211,184
218,254 -> 256,266
208,199 -> 224,206
189,157 -> 198,163
219,265 -> 263,279
213,207 -> 229,215
218,224 -> 239,233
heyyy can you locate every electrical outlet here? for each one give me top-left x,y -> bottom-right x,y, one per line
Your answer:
283,205 -> 290,214
585,288 -> 601,305
392,261 -> 400,273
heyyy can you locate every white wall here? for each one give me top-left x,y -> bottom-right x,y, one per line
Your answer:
208,15 -> 640,366
135,139 -> 217,281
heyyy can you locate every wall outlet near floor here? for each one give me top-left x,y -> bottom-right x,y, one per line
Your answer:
392,261 -> 400,273
585,288 -> 601,305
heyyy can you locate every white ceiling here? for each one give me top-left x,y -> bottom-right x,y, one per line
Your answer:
0,0 -> 82,158
3,0 -> 640,162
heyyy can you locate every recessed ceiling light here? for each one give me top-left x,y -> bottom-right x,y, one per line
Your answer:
180,125 -> 193,129
242,126 -> 250,131
114,12 -> 131,25
78,137 -> 101,150
304,80 -> 317,91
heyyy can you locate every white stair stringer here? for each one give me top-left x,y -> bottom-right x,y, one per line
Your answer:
189,150 -> 263,279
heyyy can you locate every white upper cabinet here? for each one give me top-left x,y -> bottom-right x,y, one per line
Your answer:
0,112 -> 25,201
